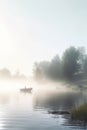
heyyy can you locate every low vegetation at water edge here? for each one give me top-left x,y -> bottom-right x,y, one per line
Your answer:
71,104 -> 87,122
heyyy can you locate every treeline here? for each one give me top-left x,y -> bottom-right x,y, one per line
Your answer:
33,46 -> 87,82
0,68 -> 27,82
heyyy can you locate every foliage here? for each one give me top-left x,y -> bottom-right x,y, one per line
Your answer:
33,46 -> 86,81
71,104 -> 87,122
62,47 -> 80,80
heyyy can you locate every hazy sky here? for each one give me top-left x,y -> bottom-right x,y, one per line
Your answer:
0,0 -> 87,75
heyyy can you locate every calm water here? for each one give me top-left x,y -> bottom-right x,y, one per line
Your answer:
0,89 -> 86,130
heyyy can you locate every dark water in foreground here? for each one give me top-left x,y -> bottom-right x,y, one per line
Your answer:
0,89 -> 87,130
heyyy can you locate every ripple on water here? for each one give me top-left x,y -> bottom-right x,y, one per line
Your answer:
0,91 -> 86,130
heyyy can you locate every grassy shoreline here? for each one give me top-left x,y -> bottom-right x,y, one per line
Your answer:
71,103 -> 87,122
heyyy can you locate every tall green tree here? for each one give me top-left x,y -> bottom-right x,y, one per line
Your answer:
47,55 -> 62,80
62,47 -> 80,80
83,56 -> 87,76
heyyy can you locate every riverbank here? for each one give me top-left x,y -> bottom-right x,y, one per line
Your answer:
71,103 -> 87,122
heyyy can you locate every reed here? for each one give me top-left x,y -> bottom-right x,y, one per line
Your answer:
71,104 -> 87,122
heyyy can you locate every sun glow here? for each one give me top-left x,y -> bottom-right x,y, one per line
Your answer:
0,80 -> 23,92
0,22 -> 13,51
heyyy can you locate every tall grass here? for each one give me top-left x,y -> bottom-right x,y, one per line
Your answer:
71,104 -> 87,122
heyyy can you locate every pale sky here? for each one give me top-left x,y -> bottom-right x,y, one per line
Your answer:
0,0 -> 87,75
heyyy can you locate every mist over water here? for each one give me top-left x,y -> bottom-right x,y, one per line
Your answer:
0,80 -> 86,130
0,0 -> 87,129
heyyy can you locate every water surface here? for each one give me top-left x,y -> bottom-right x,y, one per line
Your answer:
0,88 -> 86,130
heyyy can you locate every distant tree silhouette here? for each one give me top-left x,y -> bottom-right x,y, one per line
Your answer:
62,47 -> 81,80
33,46 -> 87,82
83,56 -> 87,76
33,55 -> 62,81
0,68 -> 27,82
33,62 -> 44,80
47,55 -> 62,80
0,68 -> 11,78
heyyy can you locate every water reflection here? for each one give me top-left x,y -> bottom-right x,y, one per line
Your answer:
33,90 -> 87,129
34,90 -> 86,111
0,90 -> 86,129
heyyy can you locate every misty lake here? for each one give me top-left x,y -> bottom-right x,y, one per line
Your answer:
0,86 -> 87,130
